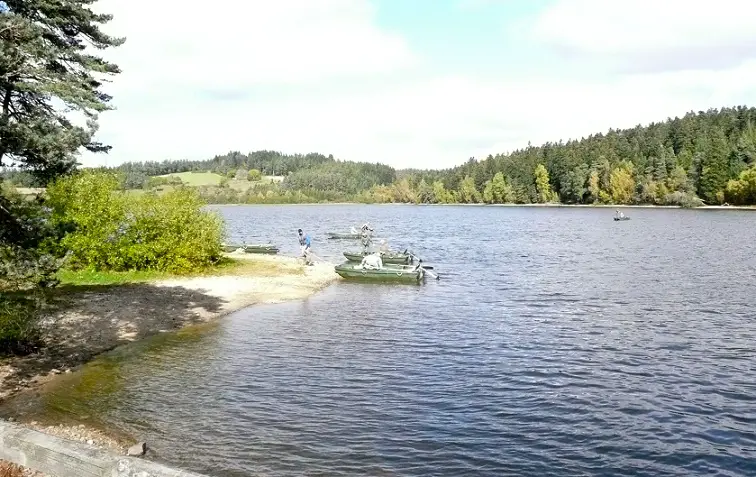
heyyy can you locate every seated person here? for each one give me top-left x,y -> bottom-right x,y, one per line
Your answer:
360,252 -> 383,270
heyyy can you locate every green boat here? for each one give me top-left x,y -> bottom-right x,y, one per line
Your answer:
334,262 -> 426,283
326,232 -> 361,239
342,250 -> 413,265
222,243 -> 279,254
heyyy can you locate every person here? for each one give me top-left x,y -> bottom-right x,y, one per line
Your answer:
360,223 -> 373,252
615,209 -> 625,219
361,252 -> 383,270
379,239 -> 389,254
297,228 -> 313,265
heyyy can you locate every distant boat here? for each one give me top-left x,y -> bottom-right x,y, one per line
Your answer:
613,216 -> 630,221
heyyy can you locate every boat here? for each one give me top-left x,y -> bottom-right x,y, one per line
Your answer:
222,243 -> 279,254
326,232 -> 361,239
613,216 -> 630,221
342,250 -> 413,265
242,244 -> 279,254
334,262 -> 426,283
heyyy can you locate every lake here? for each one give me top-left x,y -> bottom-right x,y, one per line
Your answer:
14,205 -> 756,476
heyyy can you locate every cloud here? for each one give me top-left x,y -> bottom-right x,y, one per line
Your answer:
77,0 -> 756,171
93,0 -> 414,92
531,0 -> 756,73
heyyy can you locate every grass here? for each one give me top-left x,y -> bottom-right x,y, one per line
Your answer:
55,256 -> 303,287
158,171 -> 223,186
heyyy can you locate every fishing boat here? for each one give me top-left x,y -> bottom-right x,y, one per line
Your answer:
334,262 -> 426,283
342,250 -> 414,265
326,232 -> 361,239
613,216 -> 631,221
221,243 -> 279,254
242,244 -> 279,254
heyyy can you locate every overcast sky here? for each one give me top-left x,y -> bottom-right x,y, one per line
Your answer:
81,0 -> 756,169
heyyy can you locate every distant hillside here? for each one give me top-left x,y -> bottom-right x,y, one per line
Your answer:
3,106 -> 756,205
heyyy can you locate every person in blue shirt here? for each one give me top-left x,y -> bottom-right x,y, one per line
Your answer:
297,228 -> 313,265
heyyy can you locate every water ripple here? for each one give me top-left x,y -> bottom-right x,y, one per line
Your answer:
20,205 -> 756,476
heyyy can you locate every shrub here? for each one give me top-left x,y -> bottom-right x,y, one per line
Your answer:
248,169 -> 262,181
663,191 -> 704,208
0,294 -> 44,357
46,170 -> 225,273
0,245 -> 63,290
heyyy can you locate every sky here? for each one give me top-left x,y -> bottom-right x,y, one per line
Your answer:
80,0 -> 756,170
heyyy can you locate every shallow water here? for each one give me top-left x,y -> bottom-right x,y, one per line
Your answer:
11,205 -> 756,476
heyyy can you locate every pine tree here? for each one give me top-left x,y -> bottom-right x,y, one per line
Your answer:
0,1 -> 123,243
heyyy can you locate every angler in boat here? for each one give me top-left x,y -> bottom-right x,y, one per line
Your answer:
360,252 -> 383,270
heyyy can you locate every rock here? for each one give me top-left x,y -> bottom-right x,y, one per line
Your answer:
30,421 -> 38,426
86,439 -> 94,445
127,442 -> 147,457
8,417 -> 15,422
65,368 -> 72,374
51,369 -> 61,375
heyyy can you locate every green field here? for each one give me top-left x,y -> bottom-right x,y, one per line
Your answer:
157,171 -> 285,191
158,171 -> 223,186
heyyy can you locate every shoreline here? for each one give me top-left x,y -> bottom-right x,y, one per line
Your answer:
205,202 -> 756,210
0,253 -> 340,473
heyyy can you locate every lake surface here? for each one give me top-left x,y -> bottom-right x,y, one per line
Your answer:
15,205 -> 756,476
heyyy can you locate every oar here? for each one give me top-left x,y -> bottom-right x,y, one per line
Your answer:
423,266 -> 440,280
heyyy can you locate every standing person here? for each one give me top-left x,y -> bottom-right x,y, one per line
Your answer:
360,227 -> 372,253
297,228 -> 313,265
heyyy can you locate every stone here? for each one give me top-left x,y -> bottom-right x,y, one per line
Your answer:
51,369 -> 61,375
86,439 -> 94,445
65,369 -> 72,374
127,442 -> 147,457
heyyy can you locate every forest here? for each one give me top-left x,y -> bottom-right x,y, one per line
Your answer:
3,107 -> 756,206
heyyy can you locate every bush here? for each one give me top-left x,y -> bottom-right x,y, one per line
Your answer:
0,245 -> 63,290
0,295 -> 44,356
248,169 -> 262,181
46,170 -> 225,273
663,191 -> 704,208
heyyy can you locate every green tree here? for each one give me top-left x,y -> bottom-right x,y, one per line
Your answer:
432,180 -> 450,204
458,175 -> 481,203
698,129 -> 731,203
534,164 -> 557,203
609,163 -> 636,203
247,169 -> 262,181
0,2 -> 123,179
415,179 -> 433,203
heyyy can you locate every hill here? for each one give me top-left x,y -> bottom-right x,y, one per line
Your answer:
3,106 -> 756,206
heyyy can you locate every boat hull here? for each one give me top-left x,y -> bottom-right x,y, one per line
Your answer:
334,263 -> 425,283
327,232 -> 361,239
342,251 -> 412,264
222,244 -> 279,254
613,217 -> 630,221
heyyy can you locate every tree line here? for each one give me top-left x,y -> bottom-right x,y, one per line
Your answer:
191,106 -> 756,206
